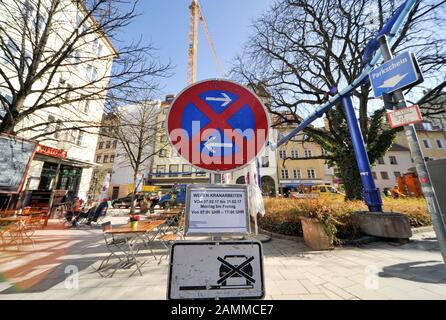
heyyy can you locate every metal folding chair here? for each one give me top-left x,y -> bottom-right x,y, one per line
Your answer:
97,222 -> 145,277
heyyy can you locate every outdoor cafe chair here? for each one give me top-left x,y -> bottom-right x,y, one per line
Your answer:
97,222 -> 146,278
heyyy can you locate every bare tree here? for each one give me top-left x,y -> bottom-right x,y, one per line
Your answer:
0,0 -> 170,141
112,99 -> 166,214
232,0 -> 446,200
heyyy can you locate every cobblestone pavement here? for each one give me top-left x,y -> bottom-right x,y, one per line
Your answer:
0,217 -> 445,300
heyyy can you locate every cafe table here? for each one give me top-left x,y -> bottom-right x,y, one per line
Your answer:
97,220 -> 167,277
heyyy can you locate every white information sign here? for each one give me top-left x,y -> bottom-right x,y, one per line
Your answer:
386,104 -> 422,128
185,184 -> 249,235
167,240 -> 264,300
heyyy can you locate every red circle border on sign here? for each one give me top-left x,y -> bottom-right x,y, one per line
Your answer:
167,79 -> 270,173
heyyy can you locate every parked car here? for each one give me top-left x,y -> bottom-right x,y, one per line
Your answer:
112,192 -> 154,209
158,184 -> 187,208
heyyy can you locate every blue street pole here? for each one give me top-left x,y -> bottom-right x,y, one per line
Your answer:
342,94 -> 383,212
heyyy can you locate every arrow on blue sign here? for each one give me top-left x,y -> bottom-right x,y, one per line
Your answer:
205,93 -> 232,107
369,51 -> 422,97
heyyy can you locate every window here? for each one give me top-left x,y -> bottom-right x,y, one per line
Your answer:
304,149 -> 313,158
159,149 -> 167,157
110,155 -> 115,163
58,78 -> 66,93
389,156 -> 398,165
73,50 -> 81,65
261,156 -> 269,167
377,157 -> 385,164
291,150 -> 299,159
156,165 -> 165,177
422,122 -> 433,131
293,169 -> 301,179
394,171 -> 401,178
436,139 -> 445,149
54,120 -> 62,139
46,115 -> 55,135
103,155 -> 109,163
169,164 -> 178,177
372,172 -> 377,180
96,155 -> 101,163
163,107 -> 169,115
422,139 -> 432,149
160,135 -> 168,143
112,140 -> 117,148
279,150 -> 287,159
76,131 -> 83,146
307,169 -> 316,179
106,141 -> 111,149
182,164 -> 191,176
65,84 -> 73,99
86,65 -> 97,81
281,169 -> 289,179
83,100 -> 90,113
98,141 -> 104,149
97,44 -> 103,56
196,170 -> 206,176
380,171 -> 389,180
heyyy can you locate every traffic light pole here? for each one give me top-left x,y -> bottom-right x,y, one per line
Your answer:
378,35 -> 446,264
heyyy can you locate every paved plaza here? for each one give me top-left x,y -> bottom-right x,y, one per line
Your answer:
0,217 -> 445,300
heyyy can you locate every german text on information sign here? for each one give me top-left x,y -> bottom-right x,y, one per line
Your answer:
185,184 -> 249,235
387,104 -> 422,128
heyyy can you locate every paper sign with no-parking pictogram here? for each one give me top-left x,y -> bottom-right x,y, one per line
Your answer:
167,240 -> 264,300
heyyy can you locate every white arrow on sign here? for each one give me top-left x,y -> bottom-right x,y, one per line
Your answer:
378,73 -> 408,89
205,93 -> 232,107
204,136 -> 233,153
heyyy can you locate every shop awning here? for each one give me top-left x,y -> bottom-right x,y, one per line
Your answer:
33,153 -> 99,168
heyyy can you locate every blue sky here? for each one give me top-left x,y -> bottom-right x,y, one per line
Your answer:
118,0 -> 273,97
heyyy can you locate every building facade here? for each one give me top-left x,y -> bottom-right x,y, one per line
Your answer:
274,122 -> 334,195
146,95 -> 210,189
371,121 -> 446,191
0,0 -> 117,202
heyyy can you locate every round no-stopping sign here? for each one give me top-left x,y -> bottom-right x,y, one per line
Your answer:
167,79 -> 269,172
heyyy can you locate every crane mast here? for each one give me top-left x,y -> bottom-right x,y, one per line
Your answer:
187,0 -> 199,85
187,0 -> 224,85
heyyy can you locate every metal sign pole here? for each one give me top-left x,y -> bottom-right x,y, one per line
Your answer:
341,94 -> 383,212
378,35 -> 446,264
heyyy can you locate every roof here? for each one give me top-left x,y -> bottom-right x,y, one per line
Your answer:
389,143 -> 410,152
77,1 -> 118,57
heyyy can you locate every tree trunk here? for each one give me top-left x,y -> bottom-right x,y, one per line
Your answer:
130,171 -> 138,215
336,152 -> 364,201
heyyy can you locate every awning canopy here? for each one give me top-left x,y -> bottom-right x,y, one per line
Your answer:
33,153 -> 98,169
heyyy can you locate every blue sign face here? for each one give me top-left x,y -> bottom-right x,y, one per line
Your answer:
369,51 -> 422,98
167,79 -> 269,172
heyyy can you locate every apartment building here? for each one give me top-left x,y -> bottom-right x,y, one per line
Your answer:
371,143 -> 412,191
371,120 -> 446,191
274,121 -> 334,195
90,113 -> 119,198
0,0 -> 117,201
147,95 -> 210,189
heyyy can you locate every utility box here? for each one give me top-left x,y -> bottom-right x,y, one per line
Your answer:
426,159 -> 446,224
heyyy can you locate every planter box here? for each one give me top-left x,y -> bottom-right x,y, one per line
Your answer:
300,217 -> 334,250
352,211 -> 412,239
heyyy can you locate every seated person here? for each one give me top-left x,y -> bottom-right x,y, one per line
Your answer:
86,200 -> 108,225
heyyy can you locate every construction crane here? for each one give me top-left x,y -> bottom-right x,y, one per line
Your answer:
187,0 -> 224,85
